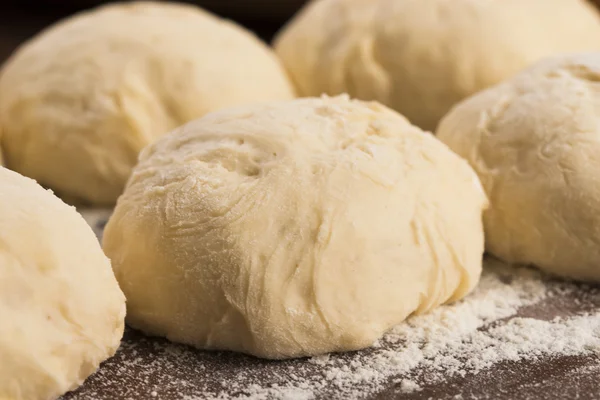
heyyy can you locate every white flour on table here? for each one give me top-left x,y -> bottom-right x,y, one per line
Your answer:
70,210 -> 600,400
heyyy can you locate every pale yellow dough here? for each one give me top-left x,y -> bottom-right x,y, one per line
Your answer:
438,53 -> 600,282
0,1 -> 295,206
103,95 -> 487,359
274,0 -> 600,131
0,167 -> 125,400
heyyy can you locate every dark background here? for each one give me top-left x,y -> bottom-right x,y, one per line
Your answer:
3,0 -> 600,65
0,0 -> 308,63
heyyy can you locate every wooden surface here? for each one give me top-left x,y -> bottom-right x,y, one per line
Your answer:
57,211 -> 600,400
63,330 -> 600,399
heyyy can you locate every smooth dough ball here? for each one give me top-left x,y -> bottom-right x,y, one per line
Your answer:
437,53 -> 600,282
274,0 -> 600,132
0,167 -> 125,400
103,95 -> 487,359
0,1 -> 295,206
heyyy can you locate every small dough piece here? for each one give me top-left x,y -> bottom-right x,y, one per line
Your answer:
0,1 -> 295,206
274,0 -> 600,131
103,95 -> 487,359
0,167 -> 125,399
437,53 -> 600,282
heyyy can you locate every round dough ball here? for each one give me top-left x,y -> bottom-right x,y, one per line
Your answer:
0,167 -> 125,400
0,1 -> 295,206
274,0 -> 600,132
103,95 -> 487,359
437,53 -> 600,282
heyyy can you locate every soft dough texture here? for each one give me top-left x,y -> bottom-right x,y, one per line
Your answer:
0,1 -> 295,206
274,0 -> 600,132
0,167 -> 125,400
437,53 -> 600,282
103,95 -> 487,359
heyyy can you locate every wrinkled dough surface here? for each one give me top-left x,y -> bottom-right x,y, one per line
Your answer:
103,95 -> 487,359
437,53 -> 600,282
0,1 -> 294,205
274,0 -> 600,131
0,167 -> 125,400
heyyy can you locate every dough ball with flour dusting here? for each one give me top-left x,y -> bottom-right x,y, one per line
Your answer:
0,167 -> 125,400
0,1 -> 294,206
274,0 -> 600,131
103,96 -> 487,359
438,53 -> 600,282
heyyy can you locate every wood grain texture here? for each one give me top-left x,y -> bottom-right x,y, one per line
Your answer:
54,212 -> 600,400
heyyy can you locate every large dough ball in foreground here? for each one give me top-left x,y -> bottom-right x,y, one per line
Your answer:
274,0 -> 600,132
103,96 -> 487,359
437,53 -> 600,282
0,1 -> 295,206
0,167 -> 125,400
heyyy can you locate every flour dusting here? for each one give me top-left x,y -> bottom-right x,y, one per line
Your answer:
64,249 -> 600,399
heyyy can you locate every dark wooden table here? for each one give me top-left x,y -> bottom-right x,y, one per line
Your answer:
62,207 -> 600,400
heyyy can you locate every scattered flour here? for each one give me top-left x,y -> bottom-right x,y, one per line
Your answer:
66,257 -> 600,400
69,211 -> 600,400
399,379 -> 421,393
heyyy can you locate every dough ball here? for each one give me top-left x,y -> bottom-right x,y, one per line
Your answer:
103,95 -> 487,359
274,0 -> 600,132
437,53 -> 600,282
0,1 -> 295,206
0,167 -> 125,399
